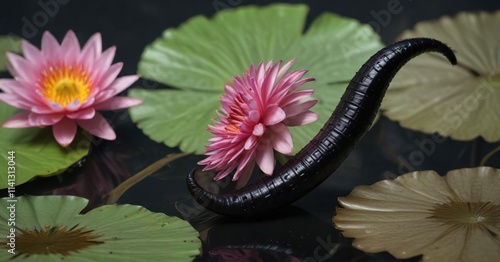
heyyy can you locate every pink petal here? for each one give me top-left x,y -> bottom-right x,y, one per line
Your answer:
255,144 -> 275,175
288,77 -> 315,92
1,111 -> 32,128
233,147 -> 256,180
264,60 -> 273,71
6,52 -> 38,81
81,32 -> 102,58
77,112 -> 116,140
263,105 -> 286,126
79,33 -> 101,67
252,123 -> 265,136
41,31 -> 60,61
96,62 -> 122,90
270,124 -> 293,155
261,61 -> 280,101
31,105 -> 58,114
283,100 -> 318,117
224,84 -> 236,97
86,86 -> 101,100
45,101 -> 65,112
231,132 -> 249,144
67,107 -> 96,119
28,112 -> 64,126
53,117 -> 77,147
80,96 -> 96,109
277,58 -> 295,79
213,165 -> 236,181
94,90 -> 113,103
276,70 -> 308,90
244,135 -> 258,150
65,99 -> 83,111
93,46 -> 116,74
21,40 -> 44,63
256,62 -> 266,87
235,161 -> 255,189
0,79 -> 16,93
227,145 -> 245,164
93,97 -> 142,110
0,80 -> 40,104
0,93 -> 31,110
272,78 -> 315,103
94,75 -> 138,103
247,110 -> 260,124
284,111 -> 319,126
280,89 -> 314,106
61,30 -> 80,64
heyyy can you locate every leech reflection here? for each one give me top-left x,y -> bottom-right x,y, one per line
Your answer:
190,206 -> 346,261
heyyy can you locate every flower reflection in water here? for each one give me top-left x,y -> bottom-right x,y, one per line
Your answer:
182,206 -> 348,261
210,248 -> 302,262
49,146 -> 132,210
11,141 -> 135,211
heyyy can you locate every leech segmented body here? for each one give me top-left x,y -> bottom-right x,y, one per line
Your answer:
187,38 -> 457,218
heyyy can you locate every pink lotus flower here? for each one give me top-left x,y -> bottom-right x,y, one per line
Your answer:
0,30 -> 141,146
199,59 -> 318,187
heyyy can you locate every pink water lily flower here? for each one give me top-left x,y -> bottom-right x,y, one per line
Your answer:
199,59 -> 318,187
0,30 -> 141,146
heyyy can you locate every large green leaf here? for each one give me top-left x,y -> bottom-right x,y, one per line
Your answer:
131,4 -> 383,154
0,196 -> 200,261
0,103 -> 91,189
0,35 -> 21,71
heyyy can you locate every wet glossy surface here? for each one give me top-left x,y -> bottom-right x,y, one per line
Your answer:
1,1 -> 500,261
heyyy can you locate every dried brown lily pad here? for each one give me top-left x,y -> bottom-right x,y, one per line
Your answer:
334,167 -> 500,262
381,11 -> 500,142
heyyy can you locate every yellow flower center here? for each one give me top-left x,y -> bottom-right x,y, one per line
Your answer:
40,64 -> 92,107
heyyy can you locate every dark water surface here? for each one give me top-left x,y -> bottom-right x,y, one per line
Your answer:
1,1 -> 499,261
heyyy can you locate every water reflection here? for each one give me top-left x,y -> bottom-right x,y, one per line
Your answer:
185,202 -> 422,262
190,206 -> 340,261
2,115 -> 497,262
0,117 -> 182,212
2,139 -> 136,212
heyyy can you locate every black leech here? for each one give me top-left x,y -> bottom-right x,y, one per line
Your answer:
187,38 -> 457,218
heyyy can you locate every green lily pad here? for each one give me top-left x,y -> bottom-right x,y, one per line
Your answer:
0,35 -> 22,71
130,4 -> 383,154
0,195 -> 200,261
0,102 -> 91,189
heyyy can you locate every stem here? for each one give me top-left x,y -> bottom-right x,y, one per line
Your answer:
106,152 -> 189,204
470,138 -> 482,166
480,144 -> 500,166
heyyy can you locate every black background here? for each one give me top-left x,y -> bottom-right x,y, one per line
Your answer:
1,1 -> 499,261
